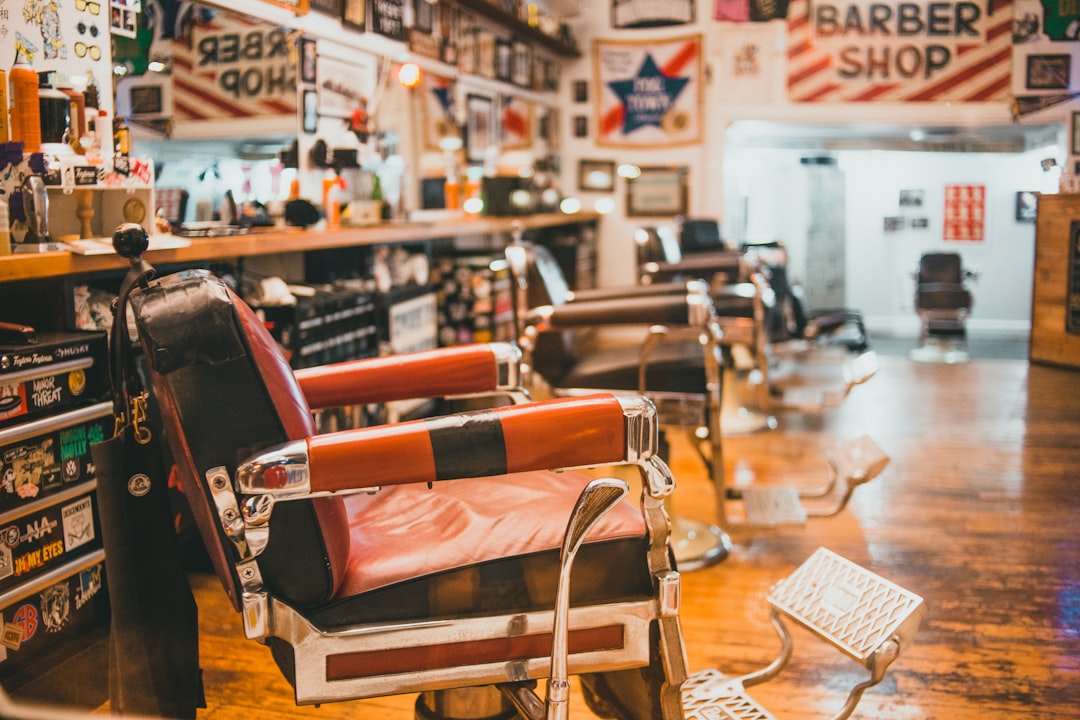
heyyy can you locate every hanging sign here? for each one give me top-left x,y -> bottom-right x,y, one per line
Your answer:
371,0 -> 406,41
612,0 -> 696,27
594,34 -> 703,148
786,0 -> 1012,102
171,11 -> 297,121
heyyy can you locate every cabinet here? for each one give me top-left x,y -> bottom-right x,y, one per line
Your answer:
1030,194 -> 1080,369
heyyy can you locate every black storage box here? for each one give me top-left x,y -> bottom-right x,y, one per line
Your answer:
0,332 -> 109,431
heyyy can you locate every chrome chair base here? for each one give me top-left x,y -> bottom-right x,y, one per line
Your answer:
670,516 -> 732,571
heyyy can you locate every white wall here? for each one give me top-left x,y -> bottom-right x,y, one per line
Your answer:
725,144 -> 1060,335
557,11 -> 1070,337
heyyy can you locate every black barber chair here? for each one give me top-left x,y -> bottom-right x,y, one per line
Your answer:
93,225 -> 926,720
911,251 -> 977,363
506,231 -> 890,553
505,234 -> 732,570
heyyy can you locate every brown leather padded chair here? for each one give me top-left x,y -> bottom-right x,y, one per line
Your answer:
128,268 -> 689,720
914,252 -> 974,340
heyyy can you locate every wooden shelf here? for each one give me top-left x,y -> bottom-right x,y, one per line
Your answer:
454,0 -> 580,58
0,213 -> 599,282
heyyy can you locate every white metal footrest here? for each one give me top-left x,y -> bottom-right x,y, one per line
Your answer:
682,670 -> 775,720
768,548 -> 925,664
682,549 -> 925,720
741,486 -> 807,527
827,435 -> 889,489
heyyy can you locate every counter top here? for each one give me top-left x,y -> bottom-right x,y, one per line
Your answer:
0,212 -> 599,282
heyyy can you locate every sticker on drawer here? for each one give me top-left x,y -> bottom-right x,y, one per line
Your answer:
0,492 -> 100,592
0,556 -> 107,676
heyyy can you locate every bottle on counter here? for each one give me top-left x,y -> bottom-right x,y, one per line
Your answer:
9,53 -> 41,152
0,198 -> 11,256
0,69 -> 8,143
113,115 -> 130,157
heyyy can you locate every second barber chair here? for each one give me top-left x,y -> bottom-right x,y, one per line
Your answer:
911,251 -> 977,363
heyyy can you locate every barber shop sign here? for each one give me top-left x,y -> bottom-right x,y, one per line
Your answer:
786,0 -> 1012,101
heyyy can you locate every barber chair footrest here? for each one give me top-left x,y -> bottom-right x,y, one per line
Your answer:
740,487 -> 807,527
682,670 -> 775,720
768,548 -> 926,663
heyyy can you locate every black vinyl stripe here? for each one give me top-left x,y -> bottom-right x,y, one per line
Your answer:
425,410 -> 508,481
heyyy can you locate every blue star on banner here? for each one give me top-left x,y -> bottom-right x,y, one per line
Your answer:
607,54 -> 690,135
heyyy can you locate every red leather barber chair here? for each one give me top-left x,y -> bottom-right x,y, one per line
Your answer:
124,263 -> 688,718
99,225 -> 926,720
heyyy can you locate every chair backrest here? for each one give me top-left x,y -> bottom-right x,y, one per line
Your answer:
680,219 -> 726,254
917,253 -> 964,286
131,270 -> 350,611
635,226 -> 683,267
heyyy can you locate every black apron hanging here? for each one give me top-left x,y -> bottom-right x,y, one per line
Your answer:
91,239 -> 204,718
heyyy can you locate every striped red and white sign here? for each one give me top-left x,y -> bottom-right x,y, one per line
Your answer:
787,0 -> 1012,102
170,12 -> 297,121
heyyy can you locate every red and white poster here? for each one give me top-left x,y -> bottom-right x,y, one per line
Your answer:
943,184 -> 985,242
786,0 -> 1013,102
594,34 -> 703,148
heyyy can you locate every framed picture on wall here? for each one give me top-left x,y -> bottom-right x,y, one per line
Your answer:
1073,112 -> 1080,156
299,37 -> 317,84
342,0 -> 366,29
1026,54 -> 1071,90
578,159 -> 615,192
1016,191 -> 1039,222
626,166 -> 688,217
465,93 -> 494,164
302,89 -> 318,133
413,0 -> 434,33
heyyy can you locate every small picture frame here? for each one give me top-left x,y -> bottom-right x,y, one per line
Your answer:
573,79 -> 588,103
573,115 -> 588,138
465,93 -> 494,164
1073,112 -> 1080,156
299,37 -> 317,84
511,39 -> 532,88
1026,54 -> 1071,90
302,89 -> 318,133
1016,191 -> 1039,222
578,159 -> 616,192
899,189 -> 924,207
413,0 -> 434,33
495,38 -> 513,83
342,0 -> 366,30
910,217 -> 929,230
883,216 -> 905,232
626,166 -> 688,217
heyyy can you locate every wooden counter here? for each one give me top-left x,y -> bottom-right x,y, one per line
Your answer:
1030,194 -> 1080,369
0,212 -> 597,283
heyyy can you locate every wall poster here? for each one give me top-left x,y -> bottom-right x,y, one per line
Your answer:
612,0 -> 695,27
943,184 -> 985,242
593,34 -> 703,148
786,0 -> 1012,102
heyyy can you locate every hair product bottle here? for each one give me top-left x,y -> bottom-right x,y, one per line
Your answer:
0,69 -> 8,143
9,53 -> 41,152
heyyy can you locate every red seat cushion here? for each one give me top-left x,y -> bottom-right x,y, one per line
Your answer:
338,469 -> 647,598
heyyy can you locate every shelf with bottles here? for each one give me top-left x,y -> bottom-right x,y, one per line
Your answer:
1,148 -> 157,251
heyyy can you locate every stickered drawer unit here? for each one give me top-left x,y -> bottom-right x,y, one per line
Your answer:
0,332 -> 109,431
0,487 -> 102,595
0,403 -> 112,513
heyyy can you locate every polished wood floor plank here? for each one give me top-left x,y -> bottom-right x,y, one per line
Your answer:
95,355 -> 1080,719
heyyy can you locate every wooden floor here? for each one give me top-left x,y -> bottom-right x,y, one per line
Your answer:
126,355 -> 1080,718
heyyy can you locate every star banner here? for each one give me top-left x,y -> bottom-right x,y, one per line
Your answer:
594,34 -> 703,148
